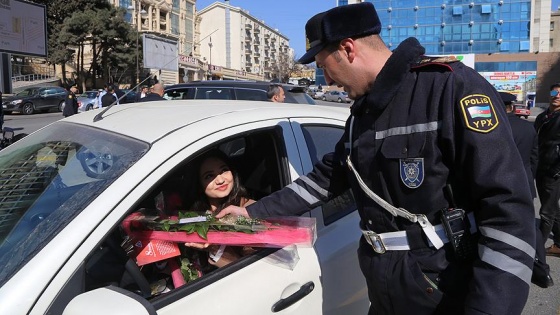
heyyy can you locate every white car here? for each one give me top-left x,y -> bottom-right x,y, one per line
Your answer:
0,100 -> 368,315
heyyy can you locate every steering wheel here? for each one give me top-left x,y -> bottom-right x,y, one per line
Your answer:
78,145 -> 116,178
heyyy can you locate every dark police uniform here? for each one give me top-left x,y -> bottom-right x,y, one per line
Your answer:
534,108 -> 560,249
63,88 -> 78,117
246,37 -> 536,315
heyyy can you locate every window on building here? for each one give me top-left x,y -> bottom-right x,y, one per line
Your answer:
551,21 -> 555,31
453,6 -> 463,15
481,4 -> 491,14
519,41 -> 530,51
338,0 -> 348,5
550,38 -> 554,48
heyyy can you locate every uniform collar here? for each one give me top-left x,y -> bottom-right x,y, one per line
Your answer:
351,37 -> 425,116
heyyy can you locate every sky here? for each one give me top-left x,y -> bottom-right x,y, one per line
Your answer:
195,0 -> 335,58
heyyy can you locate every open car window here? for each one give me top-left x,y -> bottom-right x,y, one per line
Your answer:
76,127 -> 289,305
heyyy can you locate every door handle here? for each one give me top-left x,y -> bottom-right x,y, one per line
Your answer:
271,281 -> 315,312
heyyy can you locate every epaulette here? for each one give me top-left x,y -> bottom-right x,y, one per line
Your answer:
411,55 -> 459,71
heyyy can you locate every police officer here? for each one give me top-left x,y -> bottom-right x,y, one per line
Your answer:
534,83 -> 560,258
501,92 -> 553,288
218,3 -> 535,315
63,85 -> 78,117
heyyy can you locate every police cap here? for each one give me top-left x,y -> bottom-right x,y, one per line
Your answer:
298,2 -> 382,64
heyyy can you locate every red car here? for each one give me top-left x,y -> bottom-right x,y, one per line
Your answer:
514,104 -> 531,119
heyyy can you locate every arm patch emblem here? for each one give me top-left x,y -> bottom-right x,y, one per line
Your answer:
460,94 -> 499,133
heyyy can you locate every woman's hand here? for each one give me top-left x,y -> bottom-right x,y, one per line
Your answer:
216,205 -> 250,219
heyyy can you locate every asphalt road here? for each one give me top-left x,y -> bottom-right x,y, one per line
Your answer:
3,101 -> 559,314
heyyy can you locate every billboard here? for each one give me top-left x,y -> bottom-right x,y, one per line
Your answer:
0,0 -> 47,57
479,71 -> 537,101
143,34 -> 178,72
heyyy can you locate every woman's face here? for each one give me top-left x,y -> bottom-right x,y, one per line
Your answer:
199,156 -> 234,204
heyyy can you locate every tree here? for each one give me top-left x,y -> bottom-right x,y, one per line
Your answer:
29,0 -> 138,88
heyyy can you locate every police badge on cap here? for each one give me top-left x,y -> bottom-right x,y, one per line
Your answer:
298,3 -> 382,64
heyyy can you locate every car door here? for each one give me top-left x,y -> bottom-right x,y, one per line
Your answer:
36,118 -> 323,315
289,117 -> 370,315
34,88 -> 49,109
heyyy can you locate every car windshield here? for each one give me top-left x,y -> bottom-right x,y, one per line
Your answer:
0,122 -> 149,286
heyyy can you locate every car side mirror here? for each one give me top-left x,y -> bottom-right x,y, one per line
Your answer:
63,286 -> 157,315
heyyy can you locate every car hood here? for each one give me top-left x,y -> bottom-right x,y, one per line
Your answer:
3,95 -> 32,102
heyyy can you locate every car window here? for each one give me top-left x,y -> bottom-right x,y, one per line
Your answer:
77,128 -> 288,304
0,123 -> 149,287
164,87 -> 194,100
234,88 -> 268,101
300,125 -> 356,225
194,87 -> 233,100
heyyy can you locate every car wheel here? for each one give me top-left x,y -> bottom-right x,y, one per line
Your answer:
58,100 -> 65,112
22,103 -> 34,115
337,98 -> 343,103
524,115 -> 529,119
322,96 -> 327,101
86,104 -> 93,111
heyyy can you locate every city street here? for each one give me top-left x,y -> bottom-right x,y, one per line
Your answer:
2,102 -> 559,314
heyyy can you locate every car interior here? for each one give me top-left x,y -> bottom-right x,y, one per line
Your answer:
60,127 -> 289,306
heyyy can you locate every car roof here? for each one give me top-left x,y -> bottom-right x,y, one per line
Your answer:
166,80 -> 306,91
62,100 -> 349,143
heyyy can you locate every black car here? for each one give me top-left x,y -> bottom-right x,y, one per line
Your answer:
2,86 -> 68,115
163,80 -> 315,105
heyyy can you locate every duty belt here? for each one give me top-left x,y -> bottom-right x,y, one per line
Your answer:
360,212 -> 477,254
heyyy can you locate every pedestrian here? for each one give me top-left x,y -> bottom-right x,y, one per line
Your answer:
217,3 -> 536,315
97,85 -> 108,109
137,83 -> 166,102
534,83 -> 560,258
101,85 -> 117,108
94,89 -> 103,109
501,92 -> 554,288
62,85 -> 79,117
135,85 -> 149,102
267,84 -> 285,103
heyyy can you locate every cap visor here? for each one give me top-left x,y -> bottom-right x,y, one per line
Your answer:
297,44 -> 326,64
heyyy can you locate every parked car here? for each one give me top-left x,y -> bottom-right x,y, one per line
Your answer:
120,89 -> 138,103
164,80 -> 315,105
77,91 -> 99,112
307,87 -> 325,100
514,104 -> 531,119
1,86 -> 67,115
322,90 -> 351,103
0,100 -> 368,315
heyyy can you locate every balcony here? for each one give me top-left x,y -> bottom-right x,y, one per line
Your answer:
245,37 -> 252,42
246,61 -> 252,67
264,33 -> 270,38
271,37 -> 276,42
245,49 -> 251,55
254,52 -> 260,57
254,27 -> 260,34
245,23 -> 252,29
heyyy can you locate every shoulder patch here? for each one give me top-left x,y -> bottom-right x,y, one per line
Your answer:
460,94 -> 499,133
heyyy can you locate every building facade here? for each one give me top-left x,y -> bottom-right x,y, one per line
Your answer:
195,1 -> 292,81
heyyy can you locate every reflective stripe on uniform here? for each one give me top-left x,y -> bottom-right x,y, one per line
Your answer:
375,121 -> 441,140
479,226 -> 535,258
479,244 -> 533,285
287,182 -> 321,205
299,175 -> 329,198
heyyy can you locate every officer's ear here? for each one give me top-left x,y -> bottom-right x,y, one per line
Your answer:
339,38 -> 355,62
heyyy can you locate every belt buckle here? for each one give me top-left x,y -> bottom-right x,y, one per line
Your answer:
363,230 -> 386,254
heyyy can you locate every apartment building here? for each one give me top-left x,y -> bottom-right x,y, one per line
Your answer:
195,1 -> 292,81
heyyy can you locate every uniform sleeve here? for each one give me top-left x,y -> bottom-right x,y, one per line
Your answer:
246,131 -> 350,218
446,67 -> 536,314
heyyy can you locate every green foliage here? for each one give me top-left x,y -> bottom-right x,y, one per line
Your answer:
28,0 -> 139,86
155,211 -> 265,240
179,258 -> 200,283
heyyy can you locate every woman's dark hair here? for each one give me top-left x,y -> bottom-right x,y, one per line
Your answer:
189,148 -> 250,213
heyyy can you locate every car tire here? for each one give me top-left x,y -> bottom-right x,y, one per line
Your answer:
22,103 -> 34,115
86,104 -> 93,111
322,96 -> 327,101
58,100 -> 65,112
337,98 -> 342,103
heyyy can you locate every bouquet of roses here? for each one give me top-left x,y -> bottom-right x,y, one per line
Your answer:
122,210 -> 316,248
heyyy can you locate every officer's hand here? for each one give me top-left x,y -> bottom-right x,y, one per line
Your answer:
216,205 -> 249,219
